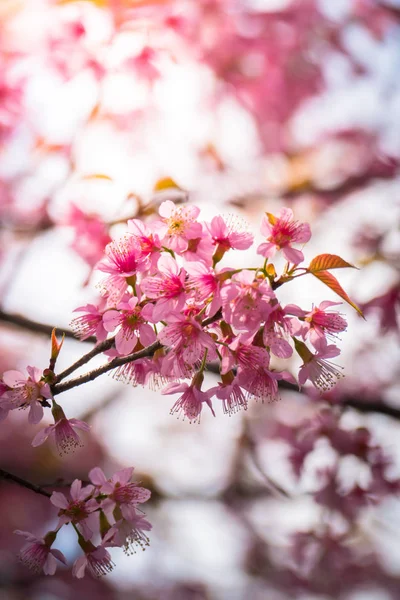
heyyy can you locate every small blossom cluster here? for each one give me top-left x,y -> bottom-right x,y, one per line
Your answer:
69,202 -> 346,421
0,203 -> 350,443
15,467 -> 151,578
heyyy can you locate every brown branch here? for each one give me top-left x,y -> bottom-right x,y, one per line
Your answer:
52,341 -> 161,395
55,336 -> 115,382
0,469 -> 51,498
0,309 -> 95,343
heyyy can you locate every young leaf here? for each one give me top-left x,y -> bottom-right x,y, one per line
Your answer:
308,254 -> 356,273
312,270 -> 364,317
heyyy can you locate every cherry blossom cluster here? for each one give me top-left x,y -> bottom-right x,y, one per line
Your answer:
15,466 -> 151,578
0,203 -> 350,446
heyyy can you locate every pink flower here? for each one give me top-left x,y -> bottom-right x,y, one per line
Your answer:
97,236 -> 143,304
156,200 -> 202,253
158,314 -> 216,372
141,254 -> 187,321
288,301 -> 347,348
1,366 -> 52,424
89,467 -> 151,521
103,297 -> 156,355
72,542 -> 114,579
221,270 -> 274,338
50,479 -> 98,540
65,204 -> 111,268
32,409 -> 90,455
209,371 -> 248,416
185,261 -> 222,317
127,218 -> 162,270
257,208 -> 311,264
162,380 -> 215,423
15,530 -> 67,575
296,339 -> 344,392
109,513 -> 152,554
71,303 -> 108,342
206,215 -> 253,264
262,303 -> 294,358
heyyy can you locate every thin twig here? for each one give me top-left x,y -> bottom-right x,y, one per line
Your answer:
52,341 -> 161,395
0,469 -> 51,498
55,336 -> 116,382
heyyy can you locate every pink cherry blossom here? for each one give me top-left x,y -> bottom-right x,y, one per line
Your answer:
206,214 -> 254,254
162,380 -> 215,423
297,339 -> 344,392
103,297 -> 156,355
32,416 -> 90,455
288,301 -> 347,347
65,204 -> 111,268
141,254 -> 187,321
89,467 -> 151,522
72,543 -> 114,579
185,261 -> 222,317
51,479 -> 98,540
257,208 -> 311,264
110,512 -> 152,554
127,218 -> 162,269
156,200 -> 202,253
97,236 -> 143,304
263,303 -> 294,358
1,366 -> 52,424
158,314 -> 216,374
221,270 -> 274,338
208,371 -> 248,416
71,302 -> 108,342
15,530 -> 67,575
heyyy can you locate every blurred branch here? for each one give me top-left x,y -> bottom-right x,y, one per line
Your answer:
0,468 -> 51,498
0,308 -> 95,343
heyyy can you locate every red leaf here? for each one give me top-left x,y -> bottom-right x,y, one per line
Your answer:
312,270 -> 364,318
308,254 -> 356,273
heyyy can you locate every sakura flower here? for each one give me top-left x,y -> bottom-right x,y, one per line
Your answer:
127,218 -> 162,270
32,403 -> 90,455
156,200 -> 202,253
257,208 -> 311,264
296,338 -> 344,392
103,297 -> 156,355
1,366 -> 52,424
50,479 -> 98,540
89,467 -> 151,522
109,512 -> 152,554
97,236 -> 143,304
15,530 -> 67,575
73,536 -> 115,579
206,215 -> 253,264
208,371 -> 248,415
141,254 -> 187,321
287,301 -> 347,347
185,261 -> 222,317
263,303 -> 294,358
158,314 -> 216,374
65,204 -> 111,268
71,302 -> 108,342
162,378 -> 215,423
221,270 -> 274,338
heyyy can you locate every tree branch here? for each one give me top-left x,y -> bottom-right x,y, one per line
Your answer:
0,469 -> 51,498
55,336 -> 116,382
0,309 -> 95,343
52,341 -> 161,395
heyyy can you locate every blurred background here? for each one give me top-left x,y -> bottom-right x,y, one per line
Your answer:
0,0 -> 400,598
